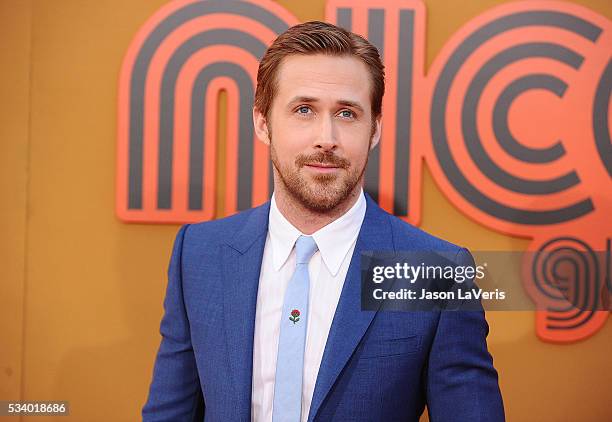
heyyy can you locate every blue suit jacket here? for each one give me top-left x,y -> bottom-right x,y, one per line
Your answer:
142,193 -> 505,421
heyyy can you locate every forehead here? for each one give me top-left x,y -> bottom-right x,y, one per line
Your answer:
273,54 -> 372,107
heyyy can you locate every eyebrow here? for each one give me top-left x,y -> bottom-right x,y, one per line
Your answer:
287,96 -> 365,113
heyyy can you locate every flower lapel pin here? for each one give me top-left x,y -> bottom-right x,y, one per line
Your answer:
289,309 -> 300,324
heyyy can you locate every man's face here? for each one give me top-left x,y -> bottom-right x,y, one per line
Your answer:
253,53 -> 381,213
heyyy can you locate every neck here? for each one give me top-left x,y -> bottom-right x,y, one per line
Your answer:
273,184 -> 362,235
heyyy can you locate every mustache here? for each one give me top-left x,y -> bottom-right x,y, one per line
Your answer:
295,152 -> 350,169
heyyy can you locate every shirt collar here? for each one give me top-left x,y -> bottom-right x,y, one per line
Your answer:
268,189 -> 367,276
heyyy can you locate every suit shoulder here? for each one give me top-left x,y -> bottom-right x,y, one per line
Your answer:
182,203 -> 268,246
385,213 -> 463,254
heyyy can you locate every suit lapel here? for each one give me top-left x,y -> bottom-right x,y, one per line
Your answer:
222,202 -> 270,421
307,194 -> 394,422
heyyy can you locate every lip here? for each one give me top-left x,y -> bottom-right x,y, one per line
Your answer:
304,163 -> 341,173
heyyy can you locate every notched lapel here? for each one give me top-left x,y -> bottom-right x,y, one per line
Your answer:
222,202 -> 270,421
308,195 -> 395,422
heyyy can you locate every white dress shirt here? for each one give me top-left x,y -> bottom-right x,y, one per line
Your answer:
251,189 -> 367,422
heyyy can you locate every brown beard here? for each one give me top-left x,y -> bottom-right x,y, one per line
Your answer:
270,140 -> 369,213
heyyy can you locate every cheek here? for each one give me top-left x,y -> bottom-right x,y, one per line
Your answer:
345,140 -> 372,164
273,128 -> 313,155
339,123 -> 374,152
274,139 -> 301,157
271,138 -> 301,167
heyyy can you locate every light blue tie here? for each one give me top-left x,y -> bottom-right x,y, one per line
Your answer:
272,235 -> 318,422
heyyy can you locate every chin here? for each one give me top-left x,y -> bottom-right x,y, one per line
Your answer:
301,198 -> 342,213
298,185 -> 355,212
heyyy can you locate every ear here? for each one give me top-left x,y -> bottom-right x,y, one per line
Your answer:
253,106 -> 271,145
369,115 -> 382,150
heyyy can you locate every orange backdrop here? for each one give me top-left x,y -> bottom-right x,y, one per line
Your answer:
1,0 -> 611,421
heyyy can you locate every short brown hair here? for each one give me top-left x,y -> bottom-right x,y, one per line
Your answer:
254,21 -> 385,122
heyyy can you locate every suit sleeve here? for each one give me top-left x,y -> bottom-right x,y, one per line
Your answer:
425,248 -> 505,422
142,224 -> 205,421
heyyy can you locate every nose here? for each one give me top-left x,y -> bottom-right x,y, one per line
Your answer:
314,113 -> 338,151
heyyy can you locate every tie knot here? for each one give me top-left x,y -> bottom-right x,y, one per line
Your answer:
295,235 -> 318,264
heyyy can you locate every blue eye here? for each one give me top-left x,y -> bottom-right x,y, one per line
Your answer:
297,106 -> 311,114
339,110 -> 354,118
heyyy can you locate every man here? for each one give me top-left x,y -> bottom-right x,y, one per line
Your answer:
143,21 -> 504,422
